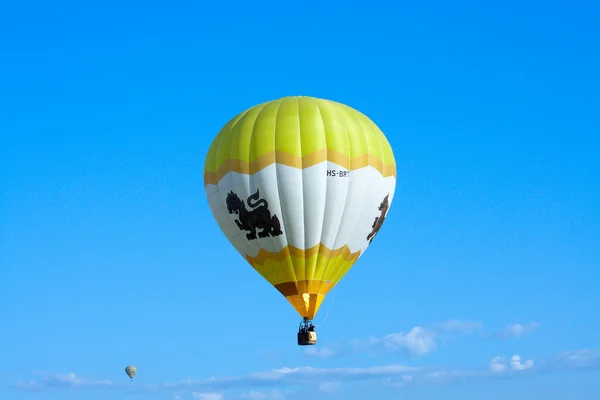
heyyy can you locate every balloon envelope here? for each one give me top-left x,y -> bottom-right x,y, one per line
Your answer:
204,96 -> 396,319
125,365 -> 136,379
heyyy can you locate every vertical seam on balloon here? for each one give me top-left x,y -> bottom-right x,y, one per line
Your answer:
251,100 -> 286,287
296,97 -> 308,284
297,96 -> 309,315
227,109 -> 256,261
331,107 -> 373,284
246,104 -> 275,266
214,114 -> 254,260
271,99 -> 299,292
226,118 -> 248,258
313,99 -> 331,306
325,103 -> 353,291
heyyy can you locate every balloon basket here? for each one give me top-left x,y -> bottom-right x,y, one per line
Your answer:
297,331 -> 317,346
297,318 -> 317,345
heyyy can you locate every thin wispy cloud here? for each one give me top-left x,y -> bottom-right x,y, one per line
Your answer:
305,319 -> 483,358
553,349 -> 600,370
14,348 -> 600,397
304,347 -> 339,359
193,392 -> 224,400
304,319 -> 483,359
501,322 -> 540,338
13,372 -> 115,391
304,319 -> 542,360
437,320 -> 483,334
378,326 -> 437,356
317,381 -> 341,393
240,389 -> 288,400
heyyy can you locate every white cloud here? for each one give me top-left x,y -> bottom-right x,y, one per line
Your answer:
503,322 -> 540,338
304,347 -> 338,358
240,389 -> 286,400
14,372 -> 113,391
318,381 -> 341,393
438,320 -> 483,334
334,320 -> 484,358
308,319 -> 534,360
14,348 -> 600,396
490,355 -> 534,373
426,371 -> 446,379
510,355 -> 534,371
555,349 -> 600,368
380,327 -> 437,356
490,356 -> 507,373
158,364 -> 420,394
193,392 -> 223,400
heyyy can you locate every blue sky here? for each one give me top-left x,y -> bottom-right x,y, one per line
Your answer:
1,0 -> 599,399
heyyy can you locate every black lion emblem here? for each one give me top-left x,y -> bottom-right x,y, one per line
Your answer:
225,189 -> 283,240
366,194 -> 390,244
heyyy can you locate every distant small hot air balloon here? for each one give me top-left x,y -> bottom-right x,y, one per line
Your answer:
125,365 -> 136,380
204,96 -> 397,346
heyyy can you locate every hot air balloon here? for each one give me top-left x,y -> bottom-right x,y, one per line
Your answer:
204,96 -> 396,345
125,365 -> 136,380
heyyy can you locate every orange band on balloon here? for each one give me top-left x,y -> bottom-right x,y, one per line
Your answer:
204,149 -> 396,186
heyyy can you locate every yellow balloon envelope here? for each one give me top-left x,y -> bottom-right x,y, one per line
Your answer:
204,96 -> 396,319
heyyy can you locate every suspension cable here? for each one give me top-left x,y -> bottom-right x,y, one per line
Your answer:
315,286 -> 337,329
